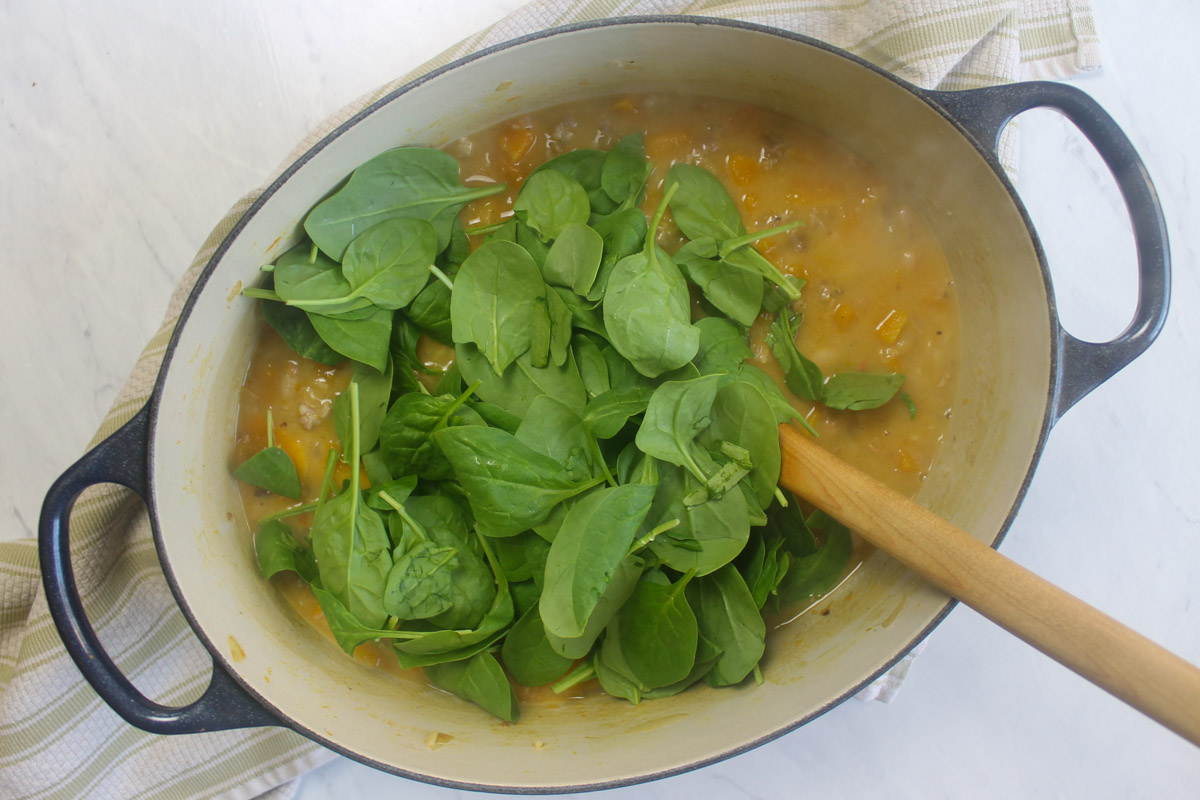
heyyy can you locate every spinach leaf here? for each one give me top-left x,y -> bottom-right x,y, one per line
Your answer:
545,554 -> 643,660
767,307 -> 825,402
540,484 -> 656,641
259,292 -> 344,366
450,240 -> 546,376
587,207 -> 648,302
738,532 -> 791,610
515,395 -> 595,482
233,410 -> 302,500
676,239 -> 764,327
648,462 -> 751,576
551,286 -> 608,340
779,510 -> 853,602
823,371 -> 906,411
512,169 -> 590,242
337,217 -> 436,310
383,539 -> 459,621
378,386 -> 478,480
583,386 -> 652,440
665,163 -> 800,301
310,477 -> 392,628
573,334 -> 611,399
455,344 -> 587,416
333,358 -> 393,456
691,317 -> 753,376
271,244 -> 372,317
425,651 -> 519,722
310,384 -> 393,628
635,374 -> 722,482
686,564 -> 765,686
702,380 -> 782,509
600,133 -> 650,207
603,186 -> 699,377
308,305 -> 393,372
255,519 -> 316,582
528,148 -> 614,215
542,222 -> 603,296
501,601 -> 574,688
304,147 -> 505,259
310,586 -> 446,655
615,569 -> 698,689
434,426 -> 604,537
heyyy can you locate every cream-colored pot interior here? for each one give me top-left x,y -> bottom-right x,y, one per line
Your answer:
150,20 -> 1052,791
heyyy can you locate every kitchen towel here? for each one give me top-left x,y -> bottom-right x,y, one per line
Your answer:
0,1 -> 1100,798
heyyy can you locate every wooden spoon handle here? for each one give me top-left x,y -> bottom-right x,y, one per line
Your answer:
778,424 -> 1200,747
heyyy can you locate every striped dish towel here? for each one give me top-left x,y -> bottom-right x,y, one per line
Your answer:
0,2 -> 1100,798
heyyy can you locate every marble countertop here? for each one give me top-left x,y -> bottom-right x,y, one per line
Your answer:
3,1 -> 1198,797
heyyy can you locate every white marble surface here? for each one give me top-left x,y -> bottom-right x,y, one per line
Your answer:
3,1 -> 1198,798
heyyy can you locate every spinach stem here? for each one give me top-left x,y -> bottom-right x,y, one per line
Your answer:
258,499 -> 319,523
265,408 -> 276,449
630,518 -> 681,554
646,181 -> 679,252
718,219 -> 801,258
348,383 -> 360,525
551,663 -> 597,694
463,218 -> 510,237
586,431 -> 619,489
316,448 -> 340,507
308,242 -> 319,264
242,287 -> 283,302
428,264 -> 455,290
377,491 -> 428,543
774,487 -> 789,508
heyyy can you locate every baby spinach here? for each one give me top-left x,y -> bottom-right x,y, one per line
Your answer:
333,358 -> 393,457
501,602 -> 574,688
512,169 -> 590,242
600,133 -> 650,208
779,511 -> 854,602
648,462 -> 751,576
540,484 -> 656,642
310,384 -> 394,629
603,186 -> 699,377
378,384 -> 478,480
635,374 -> 722,483
542,222 -> 603,296
768,306 -> 825,402
233,409 -> 302,500
664,163 -> 800,301
308,304 -> 393,372
583,387 -> 652,440
426,651 -> 519,722
675,239 -> 763,327
259,292 -> 344,365
687,564 -> 765,686
450,240 -> 546,376
305,147 -> 505,259
702,380 -> 782,509
383,540 -> 459,622
434,426 -> 605,537
336,217 -> 437,310
823,371 -> 906,411
615,569 -> 698,689
254,519 -> 316,583
242,135 -> 919,722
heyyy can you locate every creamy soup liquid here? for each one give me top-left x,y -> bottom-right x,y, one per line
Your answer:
234,93 -> 961,692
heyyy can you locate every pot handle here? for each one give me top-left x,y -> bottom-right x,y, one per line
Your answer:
926,82 -> 1170,422
38,402 -> 281,734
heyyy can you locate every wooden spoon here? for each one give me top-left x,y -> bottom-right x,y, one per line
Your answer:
777,424 -> 1200,747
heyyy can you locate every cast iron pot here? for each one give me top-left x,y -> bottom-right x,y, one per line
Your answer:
40,16 -> 1169,793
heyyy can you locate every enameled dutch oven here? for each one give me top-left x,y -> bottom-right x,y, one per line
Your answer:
39,17 -> 1169,793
